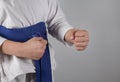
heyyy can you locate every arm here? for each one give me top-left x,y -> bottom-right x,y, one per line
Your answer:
46,0 -> 89,50
0,37 -> 47,60
46,0 -> 73,44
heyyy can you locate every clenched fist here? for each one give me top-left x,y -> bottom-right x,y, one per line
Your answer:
22,37 -> 47,60
65,28 -> 89,51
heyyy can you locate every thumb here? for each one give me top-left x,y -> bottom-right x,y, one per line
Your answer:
65,28 -> 78,44
68,29 -> 78,44
70,33 -> 74,40
70,29 -> 78,40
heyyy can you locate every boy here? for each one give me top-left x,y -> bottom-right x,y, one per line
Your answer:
0,0 -> 89,82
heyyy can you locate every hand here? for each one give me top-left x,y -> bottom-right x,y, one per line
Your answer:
22,37 -> 47,60
65,28 -> 89,51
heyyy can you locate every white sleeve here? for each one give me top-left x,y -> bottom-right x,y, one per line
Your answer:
46,0 -> 73,46
0,37 -> 6,57
0,8 -> 7,48
0,37 -> 6,46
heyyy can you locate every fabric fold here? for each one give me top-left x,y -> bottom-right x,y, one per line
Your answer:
0,54 -> 35,81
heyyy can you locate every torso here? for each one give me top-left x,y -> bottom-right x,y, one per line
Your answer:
0,0 -> 50,28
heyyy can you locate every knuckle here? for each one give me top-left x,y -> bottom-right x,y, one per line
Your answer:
43,40 -> 48,44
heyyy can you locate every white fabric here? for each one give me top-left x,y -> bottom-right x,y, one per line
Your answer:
0,0 -> 73,82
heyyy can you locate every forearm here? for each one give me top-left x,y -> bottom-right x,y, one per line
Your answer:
0,37 -> 47,60
0,40 -> 24,57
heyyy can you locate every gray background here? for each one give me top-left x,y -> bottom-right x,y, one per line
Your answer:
48,0 -> 120,82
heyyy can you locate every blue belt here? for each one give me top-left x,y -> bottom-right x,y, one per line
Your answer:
0,22 -> 52,82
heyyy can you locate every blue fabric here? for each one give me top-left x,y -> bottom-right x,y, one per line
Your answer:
0,22 -> 52,82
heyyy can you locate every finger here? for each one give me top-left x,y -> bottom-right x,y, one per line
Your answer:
41,39 -> 48,45
38,40 -> 47,49
40,44 -> 47,50
75,37 -> 89,42
69,29 -> 78,40
74,42 -> 88,47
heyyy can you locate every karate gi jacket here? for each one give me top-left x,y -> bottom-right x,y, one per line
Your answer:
0,0 -> 73,82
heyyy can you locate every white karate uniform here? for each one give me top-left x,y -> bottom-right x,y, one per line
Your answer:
0,0 -> 73,82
